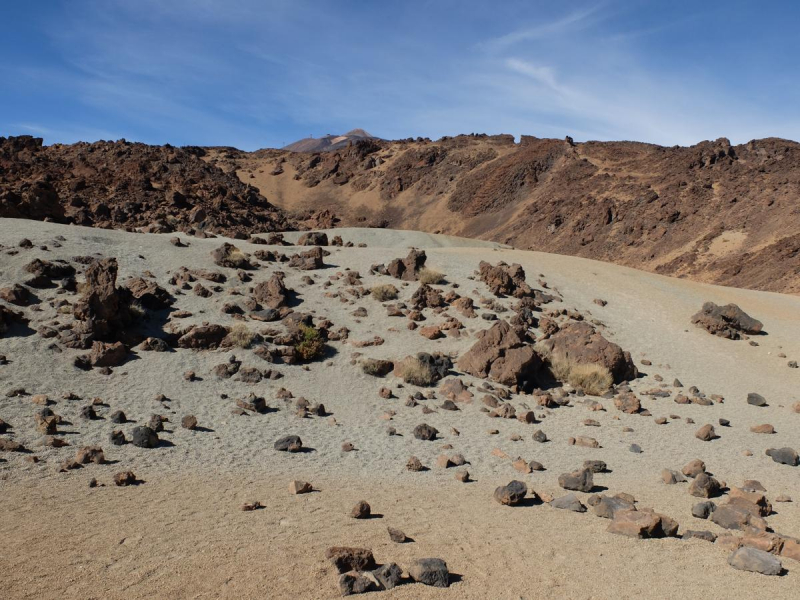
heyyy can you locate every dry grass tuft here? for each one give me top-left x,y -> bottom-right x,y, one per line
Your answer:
567,362 -> 613,395
397,356 -> 436,386
418,268 -> 445,285
546,352 -> 613,395
370,284 -> 399,302
129,301 -> 147,321
227,323 -> 256,349
361,358 -> 394,377
227,249 -> 250,268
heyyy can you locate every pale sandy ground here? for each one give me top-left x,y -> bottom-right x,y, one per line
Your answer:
1,220 -> 799,599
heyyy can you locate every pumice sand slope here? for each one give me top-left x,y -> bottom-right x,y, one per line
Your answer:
0,219 -> 798,599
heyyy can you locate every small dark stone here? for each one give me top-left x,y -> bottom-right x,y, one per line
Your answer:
766,447 -> 799,466
493,480 -> 527,505
583,459 -> 607,473
682,530 -> 716,542
130,426 -> 159,449
408,557 -> 450,588
387,527 -> 407,543
692,501 -> 716,519
372,562 -> 403,591
413,423 -> 438,441
532,430 -> 548,443
79,405 -> 97,420
558,468 -> 594,492
351,500 -> 371,519
551,493 -> 587,512
274,435 -> 302,452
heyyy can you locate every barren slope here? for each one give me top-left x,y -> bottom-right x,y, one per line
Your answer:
217,134 -> 800,294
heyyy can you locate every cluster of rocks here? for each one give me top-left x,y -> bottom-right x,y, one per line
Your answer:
325,546 -> 450,595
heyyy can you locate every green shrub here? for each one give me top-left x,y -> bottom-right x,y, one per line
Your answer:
295,324 -> 325,361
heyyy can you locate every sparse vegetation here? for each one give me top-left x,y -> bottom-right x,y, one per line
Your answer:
418,268 -> 445,285
128,301 -> 147,321
295,324 -> 325,361
361,358 -> 394,377
227,323 -> 256,349
226,248 -> 250,268
567,362 -> 613,396
543,350 -> 613,396
370,284 -> 399,302
397,355 -> 436,386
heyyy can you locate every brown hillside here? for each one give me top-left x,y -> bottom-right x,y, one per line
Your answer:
0,136 -> 292,237
214,134 -> 800,294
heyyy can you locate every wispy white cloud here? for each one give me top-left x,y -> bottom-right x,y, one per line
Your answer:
482,5 -> 604,51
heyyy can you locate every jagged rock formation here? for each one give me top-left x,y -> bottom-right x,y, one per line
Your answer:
0,136 -> 292,237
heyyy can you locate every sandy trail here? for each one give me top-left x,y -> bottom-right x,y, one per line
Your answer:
1,220 -> 798,599
2,473 -> 798,600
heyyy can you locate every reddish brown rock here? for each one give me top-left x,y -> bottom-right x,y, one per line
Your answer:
387,249 -> 427,281
75,445 -> 105,464
325,546 -> 377,574
89,341 -> 127,367
538,322 -> 637,383
457,320 -> 542,387
478,261 -> 533,298
607,509 -> 662,538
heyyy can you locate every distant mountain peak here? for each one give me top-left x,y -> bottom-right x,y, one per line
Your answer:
283,129 -> 378,152
343,128 -> 373,138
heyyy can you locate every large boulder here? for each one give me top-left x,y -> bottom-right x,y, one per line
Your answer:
457,320 -> 542,387
387,249 -> 426,281
478,261 -> 532,297
538,321 -> 637,383
691,302 -> 763,340
0,284 -> 31,306
252,272 -> 291,309
67,258 -> 132,348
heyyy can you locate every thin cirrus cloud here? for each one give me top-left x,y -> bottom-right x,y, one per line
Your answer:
0,1 -> 799,149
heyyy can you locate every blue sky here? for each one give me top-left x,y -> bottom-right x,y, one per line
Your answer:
2,0 -> 799,150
